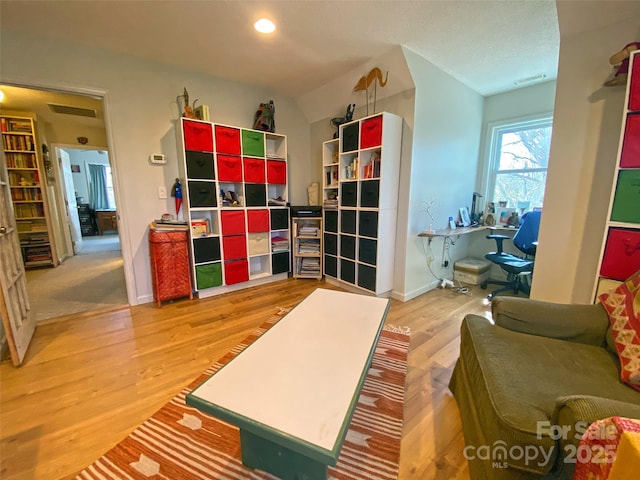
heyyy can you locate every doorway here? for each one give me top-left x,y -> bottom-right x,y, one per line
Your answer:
1,84 -> 129,322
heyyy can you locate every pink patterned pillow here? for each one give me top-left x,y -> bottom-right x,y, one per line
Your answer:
599,269 -> 640,392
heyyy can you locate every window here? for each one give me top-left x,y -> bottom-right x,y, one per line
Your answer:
484,116 -> 552,210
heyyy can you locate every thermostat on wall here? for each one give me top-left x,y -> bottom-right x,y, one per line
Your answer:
150,154 -> 166,165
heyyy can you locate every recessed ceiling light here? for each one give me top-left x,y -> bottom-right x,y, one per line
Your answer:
254,18 -> 275,34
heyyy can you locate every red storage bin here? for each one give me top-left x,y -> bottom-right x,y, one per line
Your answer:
221,210 -> 245,235
214,125 -> 241,154
360,115 -> 383,149
183,120 -> 213,152
217,154 -> 243,181
267,160 -> 287,184
629,53 -> 640,111
224,259 -> 249,285
600,228 -> 640,281
222,234 -> 247,260
620,113 -> 640,168
243,157 -> 266,183
247,209 -> 270,232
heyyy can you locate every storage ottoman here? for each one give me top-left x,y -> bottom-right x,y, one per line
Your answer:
454,257 -> 491,285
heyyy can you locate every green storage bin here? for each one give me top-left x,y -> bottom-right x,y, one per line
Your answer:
242,130 -> 265,157
195,263 -> 223,289
611,169 -> 640,223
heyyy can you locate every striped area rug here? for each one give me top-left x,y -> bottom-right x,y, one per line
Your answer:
75,311 -> 409,480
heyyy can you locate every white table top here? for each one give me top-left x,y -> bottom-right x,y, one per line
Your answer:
188,288 -> 390,453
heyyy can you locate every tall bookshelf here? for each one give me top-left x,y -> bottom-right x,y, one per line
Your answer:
323,112 -> 402,296
1,115 -> 56,268
593,50 -> 640,298
177,118 -> 290,298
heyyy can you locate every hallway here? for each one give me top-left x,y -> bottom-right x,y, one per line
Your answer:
25,235 -> 128,322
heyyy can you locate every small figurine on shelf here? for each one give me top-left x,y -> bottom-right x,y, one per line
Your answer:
177,87 -> 198,118
604,42 -> 640,87
330,104 -> 356,139
253,100 -> 275,132
171,178 -> 183,216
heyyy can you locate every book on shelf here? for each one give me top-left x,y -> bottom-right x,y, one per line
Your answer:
271,235 -> 289,252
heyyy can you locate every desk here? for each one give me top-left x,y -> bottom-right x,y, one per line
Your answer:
186,288 -> 389,480
418,226 -> 516,267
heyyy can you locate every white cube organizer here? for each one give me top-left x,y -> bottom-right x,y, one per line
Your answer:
454,257 -> 491,285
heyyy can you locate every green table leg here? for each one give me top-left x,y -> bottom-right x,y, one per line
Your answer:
240,429 -> 328,480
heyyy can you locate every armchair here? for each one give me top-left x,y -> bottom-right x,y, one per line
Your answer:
481,210 -> 541,300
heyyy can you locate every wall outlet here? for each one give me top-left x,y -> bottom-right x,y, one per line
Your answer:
158,186 -> 167,199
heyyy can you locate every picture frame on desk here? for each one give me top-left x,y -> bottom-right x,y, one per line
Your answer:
495,207 -> 515,225
459,207 -> 471,227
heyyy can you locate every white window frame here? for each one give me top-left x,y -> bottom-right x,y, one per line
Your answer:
479,113 -> 553,208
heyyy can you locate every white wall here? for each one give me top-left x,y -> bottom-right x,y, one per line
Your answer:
64,149 -> 110,206
531,14 -> 640,303
1,29 -> 311,305
400,47 -> 484,300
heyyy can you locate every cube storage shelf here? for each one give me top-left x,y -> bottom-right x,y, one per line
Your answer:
177,118 -> 290,297
292,215 -> 322,279
593,50 -> 640,298
322,112 -> 402,296
1,115 -> 57,268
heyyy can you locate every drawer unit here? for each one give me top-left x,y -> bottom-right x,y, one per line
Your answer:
630,55 -> 640,111
340,234 -> 356,260
600,228 -> 640,281
184,120 -> 213,152
357,263 -> 377,292
217,154 -> 243,182
340,258 -> 356,284
222,234 -> 247,260
271,251 -> 290,274
324,255 -> 338,278
267,160 -> 287,184
360,115 -> 383,149
359,211 -> 379,238
243,157 -> 266,183
610,169 -> 640,223
214,125 -> 241,154
193,236 -> 221,264
224,259 -> 249,285
195,263 -> 223,290
270,208 -> 289,230
186,151 -> 215,179
245,183 -> 267,207
360,180 -> 380,208
340,182 -> 357,207
620,113 -> 640,168
341,122 -> 359,152
247,209 -> 270,232
248,232 -> 270,256
340,210 -> 357,234
242,130 -> 265,157
221,210 -> 246,235
324,232 -> 338,255
324,209 -> 338,233
188,181 -> 217,208
358,237 -> 377,265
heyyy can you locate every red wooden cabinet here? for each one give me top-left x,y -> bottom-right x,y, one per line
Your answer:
217,155 -> 243,182
360,115 -> 383,149
600,228 -> 640,281
267,160 -> 287,184
221,210 -> 245,235
243,157 -> 266,183
184,120 -> 213,152
246,209 -> 270,233
214,125 -> 241,154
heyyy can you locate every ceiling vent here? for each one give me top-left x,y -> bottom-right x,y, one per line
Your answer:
48,103 -> 97,118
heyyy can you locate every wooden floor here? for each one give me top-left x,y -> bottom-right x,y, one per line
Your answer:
0,278 -> 491,480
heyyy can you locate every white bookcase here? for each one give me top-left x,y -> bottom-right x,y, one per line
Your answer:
323,112 -> 402,295
176,118 -> 290,298
292,216 -> 322,279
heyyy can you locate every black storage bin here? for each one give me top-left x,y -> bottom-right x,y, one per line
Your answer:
245,183 -> 266,207
272,251 -> 290,274
324,254 -> 337,278
340,210 -> 357,234
342,123 -> 359,152
340,258 -> 356,284
358,264 -> 377,292
188,181 -> 217,207
324,209 -> 338,233
358,237 -> 377,265
186,151 -> 215,180
341,182 -> 357,207
360,180 -> 380,208
193,236 -> 221,263
340,234 -> 356,260
359,211 -> 379,238
270,208 -> 289,230
324,233 -> 338,255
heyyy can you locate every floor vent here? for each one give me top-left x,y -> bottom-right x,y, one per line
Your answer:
48,103 -> 97,118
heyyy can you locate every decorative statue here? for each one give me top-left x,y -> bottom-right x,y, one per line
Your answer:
330,104 -> 356,138
353,67 -> 389,116
604,42 -> 640,87
178,87 -> 198,119
253,100 -> 275,132
171,178 -> 183,216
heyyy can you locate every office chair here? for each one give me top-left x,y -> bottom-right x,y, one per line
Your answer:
480,210 -> 541,301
